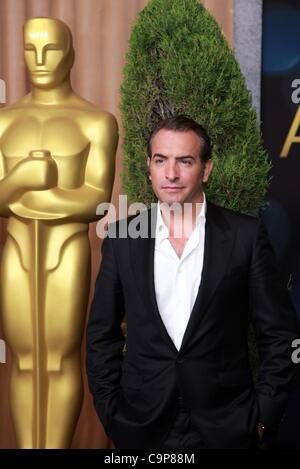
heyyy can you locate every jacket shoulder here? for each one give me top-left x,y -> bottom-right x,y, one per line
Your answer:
208,201 -> 260,226
207,201 -> 262,242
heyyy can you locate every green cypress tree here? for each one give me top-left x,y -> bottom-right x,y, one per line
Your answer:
120,0 -> 270,212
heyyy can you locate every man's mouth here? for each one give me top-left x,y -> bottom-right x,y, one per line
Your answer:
162,186 -> 184,192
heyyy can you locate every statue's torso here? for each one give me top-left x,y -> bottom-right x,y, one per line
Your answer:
1,107 -> 92,189
0,103 -> 104,269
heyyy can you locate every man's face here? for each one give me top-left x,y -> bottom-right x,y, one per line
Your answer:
24,19 -> 73,89
148,129 -> 213,205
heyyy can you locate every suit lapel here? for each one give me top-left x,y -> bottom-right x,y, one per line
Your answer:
180,202 -> 236,353
129,207 -> 178,354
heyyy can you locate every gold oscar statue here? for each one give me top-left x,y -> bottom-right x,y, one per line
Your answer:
0,17 -> 118,448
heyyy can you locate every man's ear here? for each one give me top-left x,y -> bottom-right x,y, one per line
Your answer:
147,157 -> 151,179
203,159 -> 213,183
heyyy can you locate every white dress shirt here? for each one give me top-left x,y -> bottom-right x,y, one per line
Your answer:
154,194 -> 207,351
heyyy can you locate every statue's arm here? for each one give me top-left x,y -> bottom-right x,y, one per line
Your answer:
0,147 -> 11,217
0,151 -> 57,218
9,113 -> 118,222
0,116 -> 24,217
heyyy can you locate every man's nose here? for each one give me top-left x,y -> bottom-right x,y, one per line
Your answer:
165,162 -> 179,180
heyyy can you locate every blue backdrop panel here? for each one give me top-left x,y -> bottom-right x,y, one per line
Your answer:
262,0 -> 300,448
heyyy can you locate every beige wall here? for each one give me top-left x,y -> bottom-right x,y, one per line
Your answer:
0,0 -> 233,449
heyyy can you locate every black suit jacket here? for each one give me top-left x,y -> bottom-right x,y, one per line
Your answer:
86,201 -> 298,449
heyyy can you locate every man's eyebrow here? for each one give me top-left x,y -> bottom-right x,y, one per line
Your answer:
153,153 -> 167,158
152,153 -> 195,159
175,155 -> 195,160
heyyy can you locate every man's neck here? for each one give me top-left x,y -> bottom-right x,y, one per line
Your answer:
160,195 -> 204,240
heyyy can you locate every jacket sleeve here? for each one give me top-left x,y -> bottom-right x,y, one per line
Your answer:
249,220 -> 299,428
86,234 -> 125,433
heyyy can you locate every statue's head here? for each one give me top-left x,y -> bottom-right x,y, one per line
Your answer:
23,17 -> 74,89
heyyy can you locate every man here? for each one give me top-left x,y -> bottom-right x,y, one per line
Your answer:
86,115 -> 297,449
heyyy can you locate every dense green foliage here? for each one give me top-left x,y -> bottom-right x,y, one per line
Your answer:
120,0 -> 270,212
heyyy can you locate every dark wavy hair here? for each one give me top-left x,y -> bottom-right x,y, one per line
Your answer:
147,115 -> 212,163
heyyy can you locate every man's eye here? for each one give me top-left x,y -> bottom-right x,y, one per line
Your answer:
180,159 -> 192,165
154,158 -> 164,164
